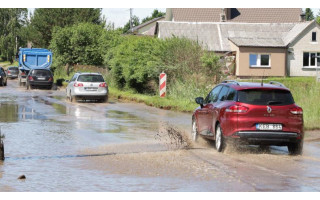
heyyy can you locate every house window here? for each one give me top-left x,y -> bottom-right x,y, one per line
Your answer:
312,32 -> 317,42
303,52 -> 320,67
249,54 -> 270,67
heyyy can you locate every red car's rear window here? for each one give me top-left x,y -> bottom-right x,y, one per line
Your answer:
238,89 -> 294,105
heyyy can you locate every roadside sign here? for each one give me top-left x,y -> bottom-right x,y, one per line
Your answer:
159,72 -> 166,97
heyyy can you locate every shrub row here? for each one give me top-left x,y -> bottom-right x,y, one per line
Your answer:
50,23 -> 224,95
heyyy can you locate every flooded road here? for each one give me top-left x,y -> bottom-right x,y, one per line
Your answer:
1,79 -> 320,191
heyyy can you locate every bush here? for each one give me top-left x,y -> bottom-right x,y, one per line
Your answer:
108,36 -> 162,93
201,51 -> 224,83
105,35 -> 224,96
50,23 -> 105,66
158,36 -> 203,81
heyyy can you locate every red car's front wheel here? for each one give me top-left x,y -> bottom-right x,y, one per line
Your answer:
215,124 -> 225,152
191,118 -> 199,142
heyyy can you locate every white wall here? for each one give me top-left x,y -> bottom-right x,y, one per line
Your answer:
288,22 -> 320,76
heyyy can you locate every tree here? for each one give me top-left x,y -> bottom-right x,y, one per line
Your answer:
0,8 -> 28,62
50,23 -> 106,67
305,8 -> 314,21
122,15 -> 140,34
141,9 -> 166,24
316,10 -> 320,24
108,36 -> 162,92
30,8 -> 103,47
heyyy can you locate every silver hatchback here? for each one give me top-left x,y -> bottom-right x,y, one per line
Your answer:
66,72 -> 108,102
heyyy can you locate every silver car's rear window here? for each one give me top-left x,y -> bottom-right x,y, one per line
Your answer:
77,75 -> 104,82
8,67 -> 19,71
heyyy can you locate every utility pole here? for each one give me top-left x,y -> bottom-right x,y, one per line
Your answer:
317,56 -> 320,82
130,8 -> 133,33
16,36 -> 18,53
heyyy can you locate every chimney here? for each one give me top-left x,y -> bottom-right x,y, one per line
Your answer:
165,8 -> 173,21
225,8 -> 231,20
300,12 -> 306,22
220,8 -> 227,22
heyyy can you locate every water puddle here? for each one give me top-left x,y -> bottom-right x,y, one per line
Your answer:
0,103 -> 46,122
32,96 -> 67,115
106,110 -> 140,120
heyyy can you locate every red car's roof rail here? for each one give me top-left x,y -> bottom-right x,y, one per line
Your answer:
269,81 -> 286,88
221,80 -> 240,86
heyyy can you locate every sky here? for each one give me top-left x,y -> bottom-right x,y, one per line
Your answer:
103,8 -> 166,28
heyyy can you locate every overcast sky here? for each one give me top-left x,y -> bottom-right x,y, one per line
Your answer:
103,8 -> 166,27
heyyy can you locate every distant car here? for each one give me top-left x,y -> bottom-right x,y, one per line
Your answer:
66,72 -> 108,103
26,68 -> 54,90
0,67 -> 7,86
18,68 -> 28,86
6,66 -> 19,79
192,80 -> 304,155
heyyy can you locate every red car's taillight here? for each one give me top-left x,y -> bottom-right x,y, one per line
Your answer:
226,105 -> 249,113
99,82 -> 107,87
290,107 -> 303,115
73,82 -> 83,87
28,76 -> 34,81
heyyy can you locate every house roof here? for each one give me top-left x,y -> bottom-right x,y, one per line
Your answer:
228,38 -> 286,48
156,21 -> 314,51
171,8 -> 303,23
172,8 -> 222,22
228,8 -> 302,23
132,16 -> 165,33
283,20 -> 316,45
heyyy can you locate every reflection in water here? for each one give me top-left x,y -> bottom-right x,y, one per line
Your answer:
33,97 -> 67,115
106,110 -> 139,120
18,105 -> 46,120
0,103 -> 46,122
52,103 -> 67,115
0,103 -> 18,122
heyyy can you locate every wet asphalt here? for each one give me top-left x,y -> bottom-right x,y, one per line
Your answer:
0,79 -> 320,191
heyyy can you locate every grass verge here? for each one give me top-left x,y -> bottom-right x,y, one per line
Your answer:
109,87 -> 197,112
0,60 -> 18,69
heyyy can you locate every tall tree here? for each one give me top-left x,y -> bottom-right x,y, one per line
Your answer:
122,15 -> 140,34
0,8 -> 28,62
141,9 -> 166,24
30,8 -> 103,47
305,8 -> 314,21
316,10 -> 320,24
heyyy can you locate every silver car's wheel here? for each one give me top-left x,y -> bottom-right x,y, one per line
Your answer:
215,124 -> 225,152
71,95 -> 77,103
191,118 -> 199,142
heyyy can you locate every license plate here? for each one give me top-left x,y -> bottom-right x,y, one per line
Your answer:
37,77 -> 45,80
85,87 -> 98,91
256,124 -> 282,131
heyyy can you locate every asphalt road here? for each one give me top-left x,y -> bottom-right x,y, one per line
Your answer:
0,79 -> 320,191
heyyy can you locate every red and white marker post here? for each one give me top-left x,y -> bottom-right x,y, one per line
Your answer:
159,72 -> 166,97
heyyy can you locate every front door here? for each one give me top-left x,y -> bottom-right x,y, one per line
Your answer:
197,85 -> 222,135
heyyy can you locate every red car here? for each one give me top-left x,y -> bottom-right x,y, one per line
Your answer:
192,80 -> 304,155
